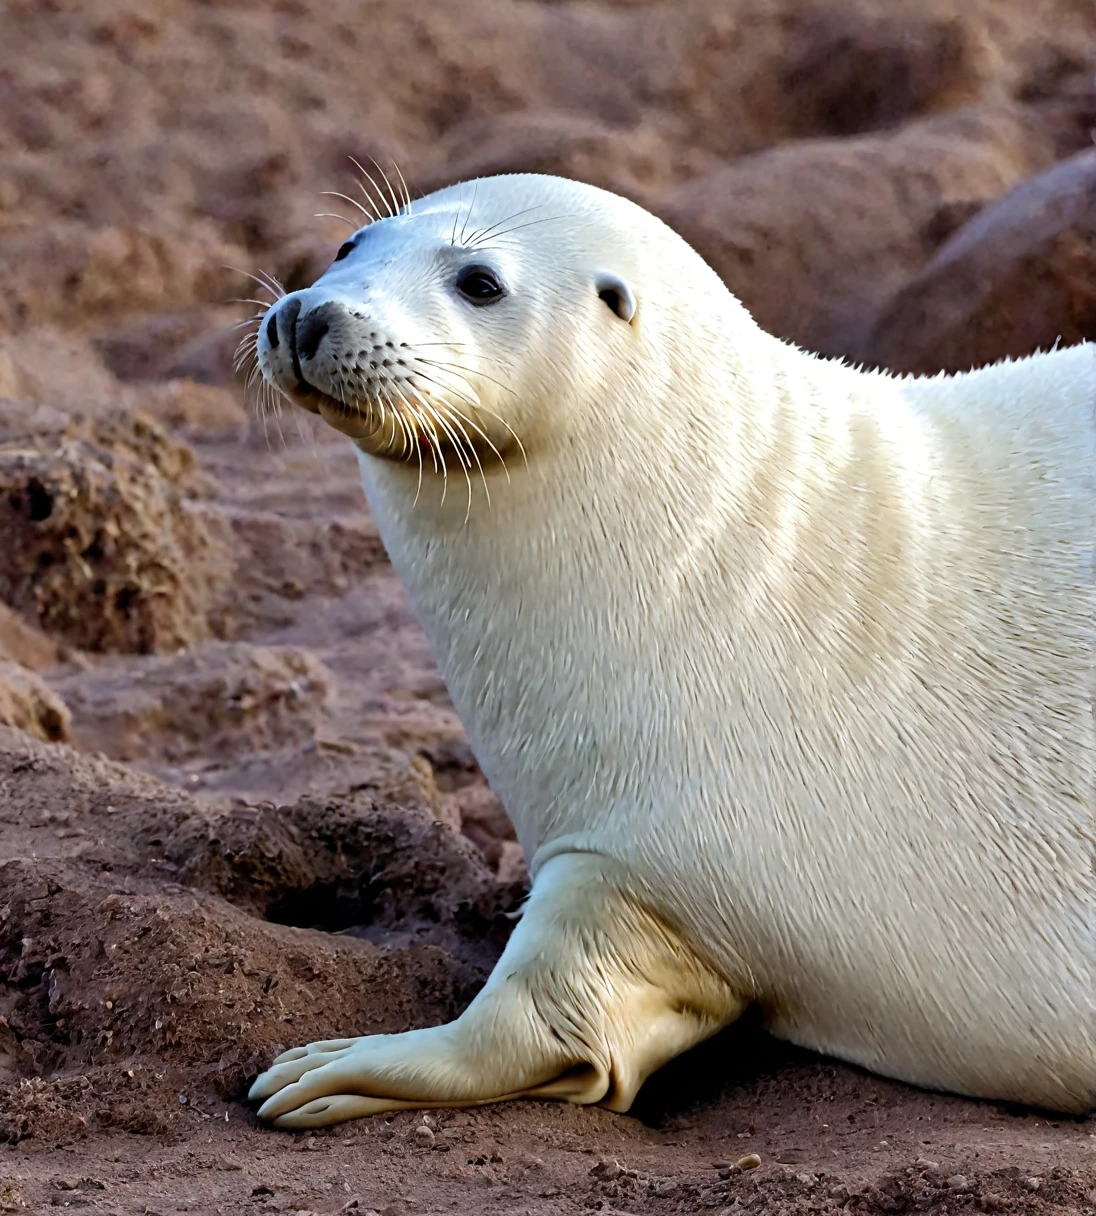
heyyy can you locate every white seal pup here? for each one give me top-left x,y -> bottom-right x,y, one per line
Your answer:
247,172 -> 1095,1128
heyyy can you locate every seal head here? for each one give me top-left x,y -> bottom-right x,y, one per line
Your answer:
257,176 -> 651,486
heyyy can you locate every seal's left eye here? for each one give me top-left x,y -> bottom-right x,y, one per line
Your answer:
334,241 -> 355,262
456,265 -> 505,305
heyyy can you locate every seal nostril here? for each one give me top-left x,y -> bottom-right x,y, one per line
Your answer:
297,312 -> 331,363
265,310 -> 279,350
279,297 -> 304,382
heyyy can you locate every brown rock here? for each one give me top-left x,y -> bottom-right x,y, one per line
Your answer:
64,409 -> 211,496
0,603 -> 59,670
0,221 -> 242,332
861,148 -> 1096,374
781,5 -> 989,138
93,306 -> 248,389
495,841 -> 529,888
0,329 -> 126,415
423,111 -> 719,202
0,660 -> 70,743
658,105 -> 1058,357
132,379 -> 249,441
0,410 -> 233,653
455,783 -> 515,844
224,509 -> 388,634
52,641 -> 333,762
0,1077 -> 89,1147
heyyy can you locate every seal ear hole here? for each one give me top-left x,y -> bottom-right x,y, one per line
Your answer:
595,273 -> 637,324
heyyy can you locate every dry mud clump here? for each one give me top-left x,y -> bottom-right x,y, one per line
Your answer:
0,729 -> 517,1140
52,642 -> 334,764
0,409 -> 233,653
0,661 -> 69,743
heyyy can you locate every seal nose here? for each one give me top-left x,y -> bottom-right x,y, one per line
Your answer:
268,296 -> 305,383
296,307 -> 332,363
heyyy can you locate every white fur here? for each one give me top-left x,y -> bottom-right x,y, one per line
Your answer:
251,174 -> 1095,1127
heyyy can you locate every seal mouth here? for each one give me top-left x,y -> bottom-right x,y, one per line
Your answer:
249,296 -> 521,481
304,384 -> 436,457
315,391 -> 386,442
286,377 -> 329,417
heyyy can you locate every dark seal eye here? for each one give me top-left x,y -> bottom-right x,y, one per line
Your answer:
333,240 -> 355,262
456,265 -> 505,305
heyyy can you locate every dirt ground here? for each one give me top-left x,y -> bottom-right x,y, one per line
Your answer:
0,1 -> 1094,1213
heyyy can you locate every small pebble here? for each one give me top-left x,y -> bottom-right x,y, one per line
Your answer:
946,1175 -> 972,1192
735,1153 -> 762,1171
412,1124 -> 435,1148
1024,1176 -> 1042,1191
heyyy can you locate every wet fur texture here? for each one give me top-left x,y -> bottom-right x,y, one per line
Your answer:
251,173 -> 1095,1127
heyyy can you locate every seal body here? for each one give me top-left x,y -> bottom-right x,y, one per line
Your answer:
249,173 -> 1095,1128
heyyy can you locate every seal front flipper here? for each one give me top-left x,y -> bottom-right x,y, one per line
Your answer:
248,852 -> 747,1129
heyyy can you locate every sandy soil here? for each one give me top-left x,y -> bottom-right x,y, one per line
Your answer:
0,1 -> 1094,1212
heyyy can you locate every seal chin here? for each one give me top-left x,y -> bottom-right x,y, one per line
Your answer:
314,393 -> 386,443
267,376 -> 324,418
277,380 -> 393,449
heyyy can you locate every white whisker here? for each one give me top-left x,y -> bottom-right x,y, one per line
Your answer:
314,212 -> 358,230
415,391 -> 475,520
224,266 -> 286,300
255,268 -> 287,298
457,181 -> 480,246
414,355 -> 517,400
321,190 -> 374,221
392,161 -> 412,213
469,214 -> 575,248
438,398 -> 509,486
346,159 -> 389,223
366,154 -> 404,218
435,398 -> 494,505
349,156 -> 395,220
463,204 -> 545,247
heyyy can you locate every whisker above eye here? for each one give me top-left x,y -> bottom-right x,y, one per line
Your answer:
349,156 -> 397,221
224,266 -> 286,300
320,190 -> 375,221
314,212 -> 358,230
391,161 -> 413,214
364,154 -> 404,219
468,213 -> 576,248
